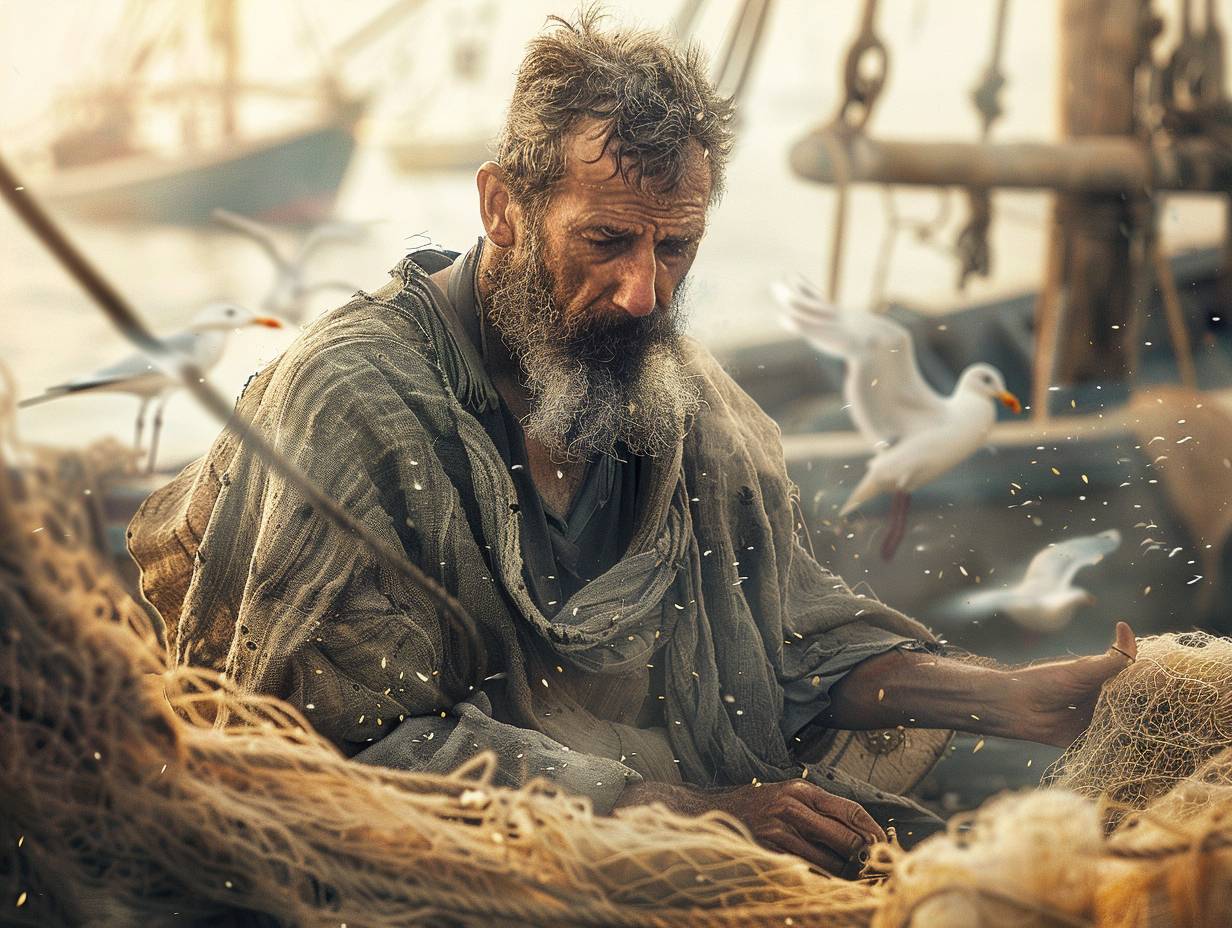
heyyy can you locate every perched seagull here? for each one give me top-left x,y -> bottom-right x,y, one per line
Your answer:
18,303 -> 282,473
774,276 -> 1021,559
212,208 -> 370,324
945,529 -> 1122,634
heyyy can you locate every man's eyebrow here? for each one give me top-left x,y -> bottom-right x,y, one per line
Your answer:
578,218 -> 705,240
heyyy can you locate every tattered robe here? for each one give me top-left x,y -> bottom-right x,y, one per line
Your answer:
129,247 -> 946,825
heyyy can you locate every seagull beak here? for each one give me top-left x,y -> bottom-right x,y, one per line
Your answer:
251,315 -> 284,329
997,391 -> 1022,414
1081,592 -> 1098,607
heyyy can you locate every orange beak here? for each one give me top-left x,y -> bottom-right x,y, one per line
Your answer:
997,391 -> 1022,414
251,315 -> 284,329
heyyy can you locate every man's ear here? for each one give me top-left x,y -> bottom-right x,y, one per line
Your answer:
476,161 -> 518,248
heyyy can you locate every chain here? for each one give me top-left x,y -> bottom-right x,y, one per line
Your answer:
1161,0 -> 1228,134
971,0 -> 1010,137
955,0 -> 1012,291
834,0 -> 889,132
825,0 -> 890,303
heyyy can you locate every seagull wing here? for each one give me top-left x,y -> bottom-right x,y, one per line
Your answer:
775,276 -> 945,443
59,329 -> 202,389
17,348 -> 168,406
941,586 -> 1015,619
18,325 -> 221,408
295,220 -> 373,264
212,208 -> 289,270
1020,529 -> 1123,590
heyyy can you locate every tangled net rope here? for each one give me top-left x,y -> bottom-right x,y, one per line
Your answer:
1050,632 -> 1232,815
3,384 -> 1232,927
0,382 -> 877,927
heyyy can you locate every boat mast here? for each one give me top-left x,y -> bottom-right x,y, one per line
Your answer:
1036,0 -> 1152,400
210,0 -> 240,140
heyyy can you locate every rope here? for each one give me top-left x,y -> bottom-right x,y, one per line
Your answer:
892,885 -> 1095,928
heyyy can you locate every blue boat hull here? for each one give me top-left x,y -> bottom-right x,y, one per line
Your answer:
39,114 -> 360,225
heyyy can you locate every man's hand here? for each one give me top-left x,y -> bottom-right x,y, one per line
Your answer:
613,778 -> 885,875
1009,620 -> 1138,748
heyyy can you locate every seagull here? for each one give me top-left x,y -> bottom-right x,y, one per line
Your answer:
212,208 -> 370,324
944,529 -> 1122,633
18,303 -> 282,473
774,276 -> 1021,559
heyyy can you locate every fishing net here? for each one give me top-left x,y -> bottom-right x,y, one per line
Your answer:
863,635 -> 1232,928
1050,632 -> 1232,815
0,382 -> 878,927
4,378 -> 1232,928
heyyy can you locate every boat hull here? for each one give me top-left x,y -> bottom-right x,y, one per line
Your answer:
37,115 -> 360,225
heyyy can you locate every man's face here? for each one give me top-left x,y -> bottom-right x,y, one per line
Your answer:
483,124 -> 710,461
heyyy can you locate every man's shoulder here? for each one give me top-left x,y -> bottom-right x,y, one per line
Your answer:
242,256 -> 456,414
318,249 -> 455,350
680,336 -> 781,440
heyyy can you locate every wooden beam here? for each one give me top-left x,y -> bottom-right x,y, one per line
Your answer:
788,132 -> 1232,194
1049,0 -> 1150,387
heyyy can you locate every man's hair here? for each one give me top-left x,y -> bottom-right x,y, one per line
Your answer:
496,7 -> 735,212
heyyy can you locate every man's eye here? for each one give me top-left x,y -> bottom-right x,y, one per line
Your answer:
588,234 -> 627,249
659,239 -> 691,257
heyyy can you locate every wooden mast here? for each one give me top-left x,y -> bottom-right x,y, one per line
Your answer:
1036,0 -> 1152,408
213,0 -> 239,140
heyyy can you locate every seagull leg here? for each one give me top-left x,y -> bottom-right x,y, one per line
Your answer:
881,491 -> 912,560
133,397 -> 151,454
146,394 -> 170,475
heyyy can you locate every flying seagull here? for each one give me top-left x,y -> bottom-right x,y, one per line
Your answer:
774,276 -> 1021,559
19,303 -> 282,473
213,208 -> 371,324
944,529 -> 1122,633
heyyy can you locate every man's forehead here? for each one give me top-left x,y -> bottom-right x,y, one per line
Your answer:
554,121 -> 712,220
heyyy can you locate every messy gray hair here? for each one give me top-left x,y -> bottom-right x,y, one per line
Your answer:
496,7 -> 735,213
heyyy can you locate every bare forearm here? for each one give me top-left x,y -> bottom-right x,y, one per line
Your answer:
822,648 -> 1034,740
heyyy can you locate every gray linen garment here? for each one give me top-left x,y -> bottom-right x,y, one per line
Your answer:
128,245 -> 946,829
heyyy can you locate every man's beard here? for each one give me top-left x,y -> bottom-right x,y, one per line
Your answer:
482,230 -> 701,462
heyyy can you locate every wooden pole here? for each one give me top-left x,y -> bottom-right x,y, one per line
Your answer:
1048,0 -> 1150,389
788,133 -> 1232,194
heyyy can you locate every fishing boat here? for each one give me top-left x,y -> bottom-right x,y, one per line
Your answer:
23,1 -> 387,225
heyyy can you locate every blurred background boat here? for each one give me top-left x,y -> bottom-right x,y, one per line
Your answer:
12,0 -> 443,224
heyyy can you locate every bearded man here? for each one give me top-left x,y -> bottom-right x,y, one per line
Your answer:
129,12 -> 1137,876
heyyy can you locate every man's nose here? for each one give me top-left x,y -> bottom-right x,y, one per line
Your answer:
611,247 -> 657,318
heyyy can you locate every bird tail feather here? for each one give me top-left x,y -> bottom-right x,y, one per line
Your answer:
17,387 -> 70,408
839,470 -> 882,517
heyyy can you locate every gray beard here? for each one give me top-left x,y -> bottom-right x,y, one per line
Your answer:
482,234 -> 701,462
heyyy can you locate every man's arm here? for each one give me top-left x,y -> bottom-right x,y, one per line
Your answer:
821,621 -> 1137,748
